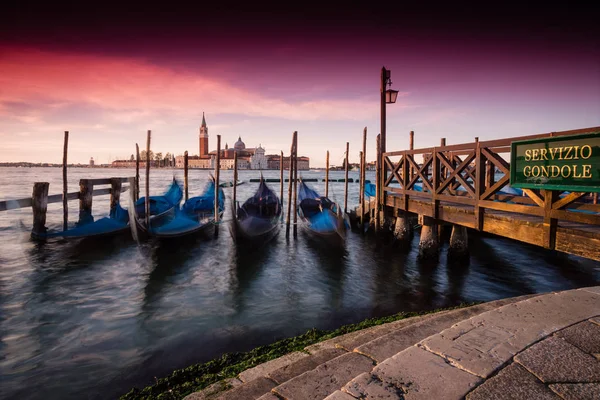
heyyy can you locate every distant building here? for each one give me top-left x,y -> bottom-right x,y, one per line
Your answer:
89,157 -> 95,167
266,155 -> 310,170
111,160 -> 157,168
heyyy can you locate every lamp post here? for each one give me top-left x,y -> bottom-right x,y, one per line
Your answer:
379,66 -> 399,218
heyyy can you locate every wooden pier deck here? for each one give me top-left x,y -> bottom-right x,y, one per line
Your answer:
358,127 -> 600,261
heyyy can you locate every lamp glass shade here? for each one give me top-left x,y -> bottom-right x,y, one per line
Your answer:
386,89 -> 399,104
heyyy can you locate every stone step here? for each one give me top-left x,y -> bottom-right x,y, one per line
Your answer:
341,287 -> 600,400
185,294 -> 539,400
272,352 -> 376,400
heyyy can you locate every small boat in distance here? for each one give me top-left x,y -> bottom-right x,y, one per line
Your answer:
147,178 -> 225,239
220,180 -> 245,188
133,178 -> 183,235
297,179 -> 348,246
232,177 -> 281,244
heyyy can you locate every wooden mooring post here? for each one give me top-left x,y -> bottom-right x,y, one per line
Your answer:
286,133 -> 295,238
109,178 -> 121,216
145,130 -> 151,229
214,134 -> 221,237
280,151 -> 284,221
325,150 -> 329,198
184,150 -> 189,201
135,143 -> 140,201
344,141 -> 349,214
233,150 -> 238,219
32,182 -> 49,237
79,179 -> 94,225
375,134 -> 381,233
62,130 -> 69,231
293,132 -> 298,238
360,127 -> 367,232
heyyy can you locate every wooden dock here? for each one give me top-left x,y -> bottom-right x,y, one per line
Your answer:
357,127 -> 600,261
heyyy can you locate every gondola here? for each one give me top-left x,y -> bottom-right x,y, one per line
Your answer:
297,179 -> 348,246
231,177 -> 281,244
42,202 -> 130,239
146,179 -> 225,239
133,178 -> 184,235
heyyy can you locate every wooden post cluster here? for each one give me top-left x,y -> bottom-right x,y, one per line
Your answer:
62,131 -> 69,231
344,142 -> 349,214
145,130 -> 151,229
184,151 -> 189,201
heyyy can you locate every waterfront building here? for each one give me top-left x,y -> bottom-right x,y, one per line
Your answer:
89,157 -> 95,167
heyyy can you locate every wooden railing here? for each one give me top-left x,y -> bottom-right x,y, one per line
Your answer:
379,127 -> 600,258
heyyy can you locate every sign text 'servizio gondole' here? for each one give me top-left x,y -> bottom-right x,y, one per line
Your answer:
510,132 -> 600,193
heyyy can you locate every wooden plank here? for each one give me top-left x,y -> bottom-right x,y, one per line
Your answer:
481,174 -> 510,200
437,193 -> 476,206
542,190 -> 558,249
407,199 -> 433,217
555,229 -> 600,261
479,199 -> 545,216
87,177 -> 129,185
437,206 -> 477,229
483,215 -> 545,247
550,209 -> 600,225
0,197 -> 33,211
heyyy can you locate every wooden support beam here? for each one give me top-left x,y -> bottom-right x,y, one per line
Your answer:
32,182 -> 49,237
325,150 -> 329,198
79,179 -> 94,225
375,134 -> 381,233
293,132 -> 298,238
145,130 -> 151,229
214,135 -> 221,231
474,137 -> 485,231
109,178 -> 121,216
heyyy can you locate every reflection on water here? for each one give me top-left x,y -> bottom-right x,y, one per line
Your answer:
0,167 -> 599,400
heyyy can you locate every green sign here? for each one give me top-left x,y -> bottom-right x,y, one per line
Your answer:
510,132 -> 600,192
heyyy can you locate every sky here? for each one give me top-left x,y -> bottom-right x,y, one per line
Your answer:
1,3 -> 599,167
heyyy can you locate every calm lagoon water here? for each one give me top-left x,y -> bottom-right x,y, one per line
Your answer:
0,167 -> 598,399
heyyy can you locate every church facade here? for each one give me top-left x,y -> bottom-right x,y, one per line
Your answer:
175,114 -> 309,170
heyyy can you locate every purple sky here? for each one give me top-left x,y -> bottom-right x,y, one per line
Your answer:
1,3 -> 599,166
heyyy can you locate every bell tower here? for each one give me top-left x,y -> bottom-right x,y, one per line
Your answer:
199,112 -> 209,158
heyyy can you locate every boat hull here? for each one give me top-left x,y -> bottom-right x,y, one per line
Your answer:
232,215 -> 280,244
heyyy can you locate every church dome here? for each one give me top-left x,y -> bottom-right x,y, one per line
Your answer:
234,136 -> 246,151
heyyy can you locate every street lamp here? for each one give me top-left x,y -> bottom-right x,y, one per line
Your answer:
379,66 -> 398,212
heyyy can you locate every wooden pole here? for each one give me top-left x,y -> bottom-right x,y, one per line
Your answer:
214,135 -> 221,226
359,150 -> 365,229
375,134 -> 381,233
79,179 -> 94,225
280,150 -> 284,221
135,143 -> 140,201
361,127 -> 367,231
380,67 -> 387,190
233,150 -> 238,219
32,182 -> 49,237
62,130 -> 69,231
145,130 -> 151,228
110,178 -> 121,216
184,150 -> 189,201
325,150 -> 329,198
344,141 -> 349,214
293,132 -> 298,238
286,131 -> 296,238
409,131 -> 414,182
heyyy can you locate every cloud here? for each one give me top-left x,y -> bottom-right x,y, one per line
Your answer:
0,47 -> 394,126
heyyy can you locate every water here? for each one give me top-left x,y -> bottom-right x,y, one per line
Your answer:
0,167 -> 598,400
